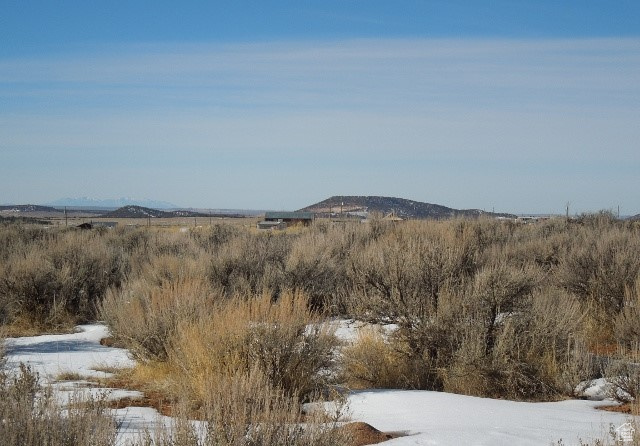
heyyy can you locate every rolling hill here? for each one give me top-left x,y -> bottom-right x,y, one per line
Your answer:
100,205 -> 246,219
300,196 -> 515,219
0,204 -> 60,213
100,205 -> 208,219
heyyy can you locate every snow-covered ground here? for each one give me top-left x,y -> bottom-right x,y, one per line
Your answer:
347,389 -> 631,445
4,324 -> 134,379
3,324 -> 170,444
3,323 -> 638,445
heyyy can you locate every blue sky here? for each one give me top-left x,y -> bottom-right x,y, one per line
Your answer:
1,1 -> 639,214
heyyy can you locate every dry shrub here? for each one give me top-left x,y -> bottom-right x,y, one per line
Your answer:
525,288 -> 593,394
558,227 -> 640,316
101,278 -> 215,362
348,220 -> 477,324
189,224 -> 240,252
6,214 -> 640,404
615,275 -> 640,348
47,233 -> 128,320
146,367 -> 350,446
168,291 -> 338,403
284,227 -> 350,311
0,230 -> 127,330
0,248 -> 60,327
503,228 -> 570,273
341,327 -> 418,389
123,229 -> 204,281
0,326 -> 5,369
0,364 -> 116,446
137,252 -> 208,287
109,226 -> 151,255
208,232 -> 291,297
443,285 -> 590,400
466,262 -> 539,356
0,224 -> 53,261
605,349 -> 640,404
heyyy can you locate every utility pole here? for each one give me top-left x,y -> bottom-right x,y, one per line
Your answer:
64,207 -> 68,227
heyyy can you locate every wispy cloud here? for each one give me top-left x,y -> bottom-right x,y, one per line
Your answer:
1,38 -> 639,212
2,39 -> 638,109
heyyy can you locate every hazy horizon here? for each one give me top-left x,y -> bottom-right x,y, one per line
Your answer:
2,2 -> 639,215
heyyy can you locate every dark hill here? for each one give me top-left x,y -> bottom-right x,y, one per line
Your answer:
300,196 -> 514,220
101,205 -> 209,218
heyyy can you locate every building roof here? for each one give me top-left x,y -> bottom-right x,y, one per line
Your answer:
265,211 -> 314,220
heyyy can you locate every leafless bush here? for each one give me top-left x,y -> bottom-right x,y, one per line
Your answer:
615,276 -> 640,348
574,210 -> 619,228
284,227 -> 351,311
348,220 -> 477,325
444,283 -> 593,400
0,364 -> 116,446
0,230 -> 127,330
558,227 -> 640,315
190,224 -> 240,252
605,356 -> 640,403
208,232 -> 291,297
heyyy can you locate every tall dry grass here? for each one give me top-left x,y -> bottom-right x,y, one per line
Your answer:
168,291 -> 338,404
101,277 -> 215,362
104,287 -> 347,445
0,364 -> 116,446
146,367 -> 350,446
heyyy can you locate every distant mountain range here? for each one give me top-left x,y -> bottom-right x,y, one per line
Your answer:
46,197 -> 178,209
300,196 -> 515,219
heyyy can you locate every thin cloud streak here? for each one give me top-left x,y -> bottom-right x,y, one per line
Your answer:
1,38 -> 639,212
1,39 -> 638,110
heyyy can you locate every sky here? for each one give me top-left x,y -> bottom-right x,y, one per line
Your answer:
1,1 -> 639,214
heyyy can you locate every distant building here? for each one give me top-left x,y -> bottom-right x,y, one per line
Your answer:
263,211 -> 315,227
257,220 -> 287,230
